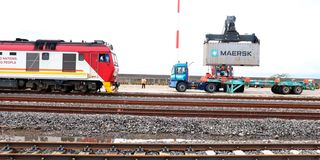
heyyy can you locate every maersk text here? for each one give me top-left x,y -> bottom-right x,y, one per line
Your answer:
220,51 -> 252,56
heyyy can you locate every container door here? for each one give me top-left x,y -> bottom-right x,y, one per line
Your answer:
26,53 -> 39,71
62,54 -> 76,72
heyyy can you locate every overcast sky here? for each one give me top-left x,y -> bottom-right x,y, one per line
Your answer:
1,0 -> 319,78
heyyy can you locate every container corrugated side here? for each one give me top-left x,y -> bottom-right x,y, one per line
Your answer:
203,42 -> 260,66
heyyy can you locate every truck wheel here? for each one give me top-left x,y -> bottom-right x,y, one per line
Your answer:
176,82 -> 187,92
271,85 -> 277,93
275,86 -> 281,94
272,85 -> 280,94
205,83 -> 216,93
281,86 -> 290,94
293,86 -> 303,94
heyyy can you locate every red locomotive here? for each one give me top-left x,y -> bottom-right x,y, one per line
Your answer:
0,38 -> 119,93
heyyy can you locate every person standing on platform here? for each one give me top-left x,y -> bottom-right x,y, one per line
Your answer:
141,78 -> 147,89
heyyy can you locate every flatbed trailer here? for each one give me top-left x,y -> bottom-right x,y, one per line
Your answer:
271,81 -> 304,94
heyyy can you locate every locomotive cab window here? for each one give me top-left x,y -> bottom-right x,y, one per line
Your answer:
10,52 -> 16,56
0,52 -> 2,55
79,53 -> 84,61
42,53 -> 49,60
99,53 -> 110,62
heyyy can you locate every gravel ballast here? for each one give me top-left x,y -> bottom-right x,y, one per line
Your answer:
0,112 -> 319,140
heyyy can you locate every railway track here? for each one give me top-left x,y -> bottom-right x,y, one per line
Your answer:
0,142 -> 319,160
112,92 -> 320,101
1,90 -> 320,102
0,95 -> 320,119
1,104 -> 319,119
1,96 -> 320,110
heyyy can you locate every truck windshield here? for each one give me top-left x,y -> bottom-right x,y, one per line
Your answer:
112,53 -> 118,66
175,66 -> 186,74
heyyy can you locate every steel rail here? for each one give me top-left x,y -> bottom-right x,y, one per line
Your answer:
1,142 -> 320,151
112,92 -> 320,101
0,154 -> 319,160
0,104 -> 319,119
1,96 -> 320,110
0,142 -> 319,160
1,90 -> 320,101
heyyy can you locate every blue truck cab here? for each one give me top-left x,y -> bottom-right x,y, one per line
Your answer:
169,62 -> 217,93
169,63 -> 189,92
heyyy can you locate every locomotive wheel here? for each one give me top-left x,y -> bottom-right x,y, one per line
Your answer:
31,83 -> 42,92
30,83 -> 37,90
80,86 -> 88,93
176,82 -> 187,92
281,86 -> 291,94
61,86 -> 72,93
44,86 -> 53,93
293,86 -> 303,94
89,89 -> 98,93
17,80 -> 26,89
205,83 -> 216,93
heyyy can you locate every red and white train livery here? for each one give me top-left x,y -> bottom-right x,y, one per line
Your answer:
0,38 -> 119,93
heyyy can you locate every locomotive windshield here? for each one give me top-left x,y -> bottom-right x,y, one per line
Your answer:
99,54 -> 110,62
112,53 -> 118,66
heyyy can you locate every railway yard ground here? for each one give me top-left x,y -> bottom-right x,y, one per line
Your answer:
0,85 -> 320,159
0,85 -> 319,142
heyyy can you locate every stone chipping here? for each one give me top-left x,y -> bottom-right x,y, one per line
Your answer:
0,112 -> 319,140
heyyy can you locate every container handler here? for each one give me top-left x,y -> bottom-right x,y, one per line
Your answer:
169,16 -> 260,93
